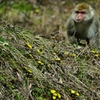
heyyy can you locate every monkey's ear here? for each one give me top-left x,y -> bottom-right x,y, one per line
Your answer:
89,6 -> 95,16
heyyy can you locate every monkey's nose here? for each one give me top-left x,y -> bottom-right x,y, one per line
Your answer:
76,13 -> 83,21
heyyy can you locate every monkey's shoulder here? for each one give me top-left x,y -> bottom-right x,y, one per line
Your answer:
66,17 -> 75,28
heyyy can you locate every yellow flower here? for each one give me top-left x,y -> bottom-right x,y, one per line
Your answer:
64,52 -> 69,55
37,49 -> 40,52
70,89 -> 75,94
56,57 -> 61,61
72,53 -> 76,57
94,54 -> 99,57
91,49 -> 98,54
38,60 -> 41,63
91,50 -> 95,53
37,49 -> 43,54
53,93 -> 57,96
57,93 -> 61,98
24,66 -> 32,74
37,60 -> 44,65
76,92 -> 80,96
53,52 -> 56,55
52,96 -> 56,100
50,90 -> 56,94
26,42 -> 32,49
35,9 -> 40,13
29,54 -> 33,58
27,70 -> 32,74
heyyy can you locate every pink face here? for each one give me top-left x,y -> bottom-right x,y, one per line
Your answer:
76,11 -> 85,22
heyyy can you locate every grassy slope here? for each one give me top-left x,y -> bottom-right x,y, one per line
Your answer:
0,1 -> 100,100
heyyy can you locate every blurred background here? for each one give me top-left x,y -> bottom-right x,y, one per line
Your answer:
0,0 -> 100,39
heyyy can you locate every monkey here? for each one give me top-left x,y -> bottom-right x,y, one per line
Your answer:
66,3 -> 99,47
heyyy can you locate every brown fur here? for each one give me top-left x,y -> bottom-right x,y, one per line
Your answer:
76,3 -> 89,11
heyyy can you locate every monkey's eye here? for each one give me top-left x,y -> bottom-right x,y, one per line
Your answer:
75,11 -> 79,13
80,11 -> 86,14
75,11 -> 86,14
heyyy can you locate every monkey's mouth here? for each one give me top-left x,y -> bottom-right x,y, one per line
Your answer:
76,18 -> 83,22
75,19 -> 82,23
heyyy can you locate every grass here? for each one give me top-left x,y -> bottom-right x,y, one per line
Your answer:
0,20 -> 100,100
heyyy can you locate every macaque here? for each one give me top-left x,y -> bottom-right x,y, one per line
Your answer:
66,3 -> 99,47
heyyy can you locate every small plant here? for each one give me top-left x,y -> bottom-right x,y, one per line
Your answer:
69,89 -> 80,97
50,89 -> 61,100
91,49 -> 99,57
38,60 -> 44,66
25,42 -> 32,49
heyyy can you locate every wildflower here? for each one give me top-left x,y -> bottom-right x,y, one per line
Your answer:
29,54 -> 33,58
50,90 -> 56,94
70,89 -> 75,94
91,49 -> 99,57
94,54 -> 99,57
64,51 -> 69,55
37,60 -> 44,65
27,70 -> 32,74
53,93 -> 57,96
26,42 -> 32,49
91,49 -> 98,54
56,57 -> 62,63
76,92 -> 80,96
37,49 -> 43,54
72,53 -> 76,57
91,49 -> 95,53
56,57 -> 61,61
50,89 -> 61,99
57,93 -> 61,98
69,89 -> 80,96
52,96 -> 56,100
35,9 -> 40,13
24,66 -> 32,74
53,52 -> 56,55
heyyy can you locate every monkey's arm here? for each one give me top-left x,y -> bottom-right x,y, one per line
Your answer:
87,16 -> 99,47
66,18 -> 76,36
88,16 -> 99,38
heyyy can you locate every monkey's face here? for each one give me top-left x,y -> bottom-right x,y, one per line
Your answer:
72,10 -> 90,23
72,3 -> 93,23
75,11 -> 85,22
73,11 -> 92,23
